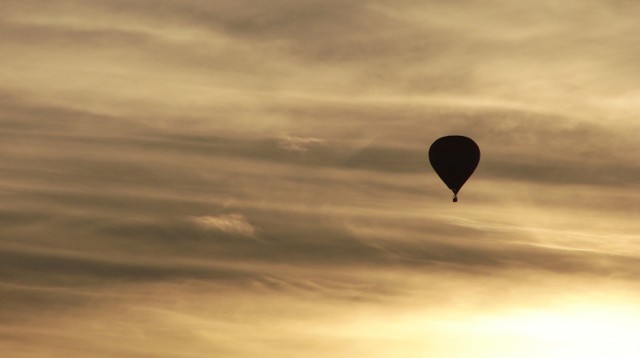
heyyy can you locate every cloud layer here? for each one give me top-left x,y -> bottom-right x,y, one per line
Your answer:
2,0 -> 640,357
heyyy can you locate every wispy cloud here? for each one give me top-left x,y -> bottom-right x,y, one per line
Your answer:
2,0 -> 640,356
278,135 -> 325,152
193,213 -> 257,237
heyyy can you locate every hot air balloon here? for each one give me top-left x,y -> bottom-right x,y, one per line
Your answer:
429,135 -> 480,202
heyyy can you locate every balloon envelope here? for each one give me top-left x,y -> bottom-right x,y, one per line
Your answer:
429,136 -> 480,201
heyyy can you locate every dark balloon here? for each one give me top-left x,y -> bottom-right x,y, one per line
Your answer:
429,136 -> 480,202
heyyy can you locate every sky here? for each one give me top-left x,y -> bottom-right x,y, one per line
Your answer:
2,0 -> 640,356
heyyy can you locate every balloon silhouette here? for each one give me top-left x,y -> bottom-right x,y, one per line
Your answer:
429,136 -> 480,202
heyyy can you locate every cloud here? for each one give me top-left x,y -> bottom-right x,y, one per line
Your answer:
278,135 -> 325,152
193,213 -> 256,237
2,1 -> 640,356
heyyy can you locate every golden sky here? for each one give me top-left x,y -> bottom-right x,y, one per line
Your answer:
2,0 -> 640,356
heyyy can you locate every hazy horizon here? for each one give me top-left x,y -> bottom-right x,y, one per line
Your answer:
2,1 -> 640,356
